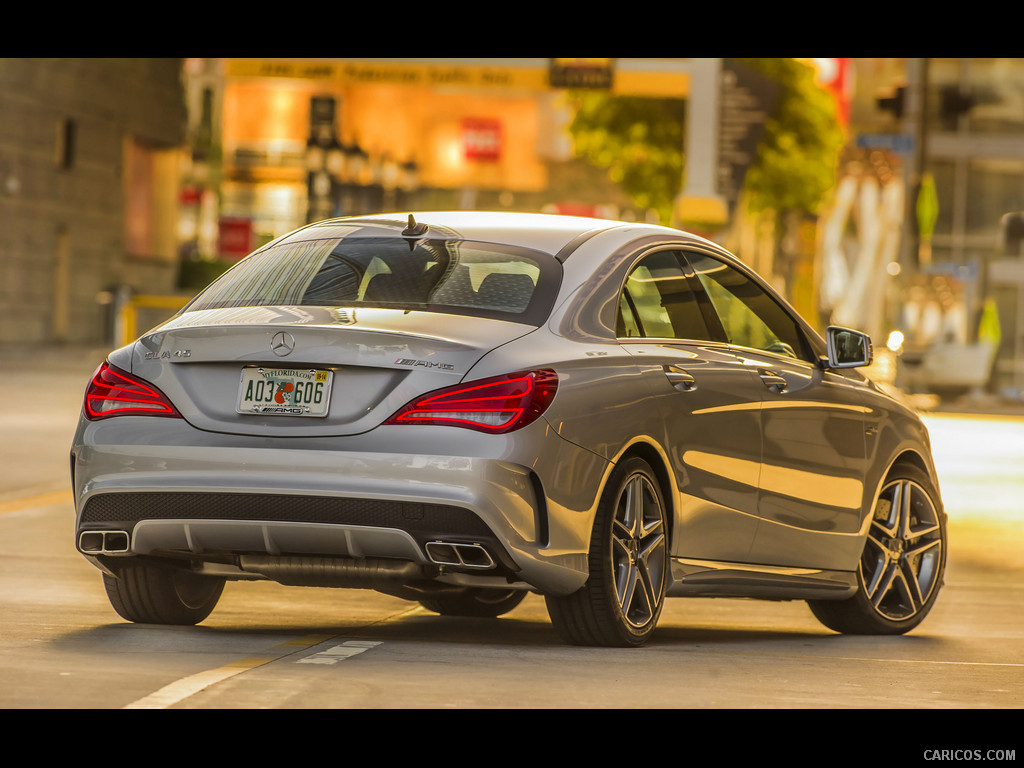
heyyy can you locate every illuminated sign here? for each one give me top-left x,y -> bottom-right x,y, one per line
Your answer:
462,118 -> 502,161
219,217 -> 254,259
226,58 -> 687,96
549,58 -> 615,89
227,59 -> 547,90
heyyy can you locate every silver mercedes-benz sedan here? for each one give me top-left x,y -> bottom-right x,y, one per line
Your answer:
71,211 -> 946,646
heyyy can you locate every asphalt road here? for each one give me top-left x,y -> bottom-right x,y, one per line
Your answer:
1,345 -> 1022,729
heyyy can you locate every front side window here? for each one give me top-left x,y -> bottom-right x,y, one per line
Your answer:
684,252 -> 812,362
184,236 -> 560,326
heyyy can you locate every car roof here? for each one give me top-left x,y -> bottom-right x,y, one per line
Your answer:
277,211 -> 717,262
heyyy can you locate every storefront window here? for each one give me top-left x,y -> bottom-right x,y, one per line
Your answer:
965,59 -> 1024,135
966,157 -> 1024,239
929,58 -> 1024,134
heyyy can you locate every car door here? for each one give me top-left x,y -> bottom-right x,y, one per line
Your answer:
683,250 -> 871,571
616,248 -> 765,563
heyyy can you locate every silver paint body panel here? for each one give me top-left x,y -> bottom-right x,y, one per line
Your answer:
72,212 -> 941,600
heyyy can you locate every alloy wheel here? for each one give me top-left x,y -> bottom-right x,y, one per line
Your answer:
610,473 -> 668,629
862,478 -> 944,621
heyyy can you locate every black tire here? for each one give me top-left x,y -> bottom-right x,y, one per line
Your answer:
808,463 -> 946,635
103,565 -> 225,625
419,588 -> 526,618
545,456 -> 669,647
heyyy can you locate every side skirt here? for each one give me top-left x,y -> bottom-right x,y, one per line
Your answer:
667,558 -> 858,601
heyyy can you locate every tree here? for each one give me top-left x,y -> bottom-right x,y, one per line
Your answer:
737,58 -> 844,216
568,58 -> 843,225
569,94 -> 686,224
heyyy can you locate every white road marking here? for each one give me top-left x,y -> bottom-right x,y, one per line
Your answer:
122,634 -> 333,709
297,640 -> 382,664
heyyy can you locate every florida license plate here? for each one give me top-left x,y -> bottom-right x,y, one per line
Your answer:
237,367 -> 333,417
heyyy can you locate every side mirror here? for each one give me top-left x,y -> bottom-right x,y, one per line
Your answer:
825,326 -> 873,369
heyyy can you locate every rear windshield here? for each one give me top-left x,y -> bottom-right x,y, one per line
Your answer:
184,236 -> 561,325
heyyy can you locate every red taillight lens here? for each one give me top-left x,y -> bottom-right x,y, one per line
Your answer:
84,362 -> 181,420
385,369 -> 558,434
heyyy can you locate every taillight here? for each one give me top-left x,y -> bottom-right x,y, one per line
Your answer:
84,362 -> 181,420
385,369 -> 558,434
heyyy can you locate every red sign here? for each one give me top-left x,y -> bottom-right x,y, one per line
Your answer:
814,58 -> 851,126
179,186 -> 202,206
218,217 -> 254,260
462,118 -> 502,161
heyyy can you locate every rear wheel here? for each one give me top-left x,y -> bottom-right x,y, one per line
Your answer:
103,564 -> 225,625
545,457 -> 669,647
809,464 -> 946,634
418,588 -> 526,618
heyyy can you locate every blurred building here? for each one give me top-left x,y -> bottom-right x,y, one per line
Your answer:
6,56 -> 1024,386
180,57 -> 693,261
2,57 -> 699,347
0,58 -> 186,345
836,58 -> 1024,396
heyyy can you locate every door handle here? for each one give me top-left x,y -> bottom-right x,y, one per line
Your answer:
758,369 -> 787,392
664,365 -> 697,391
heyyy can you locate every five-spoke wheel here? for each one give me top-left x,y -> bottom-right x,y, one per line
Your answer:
809,463 -> 946,634
610,470 -> 668,631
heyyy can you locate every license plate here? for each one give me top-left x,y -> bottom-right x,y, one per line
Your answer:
237,367 -> 333,417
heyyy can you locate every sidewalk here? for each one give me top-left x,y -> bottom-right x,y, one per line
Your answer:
922,392 -> 1024,419
0,343 -> 109,502
0,342 -> 110,370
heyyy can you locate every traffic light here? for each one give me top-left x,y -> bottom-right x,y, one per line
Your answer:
876,86 -> 905,118
940,85 -> 974,120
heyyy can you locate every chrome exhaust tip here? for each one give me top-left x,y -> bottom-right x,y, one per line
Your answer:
425,541 -> 495,570
79,530 -> 131,554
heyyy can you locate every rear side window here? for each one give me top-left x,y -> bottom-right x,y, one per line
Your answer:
184,237 -> 560,325
617,250 -> 711,340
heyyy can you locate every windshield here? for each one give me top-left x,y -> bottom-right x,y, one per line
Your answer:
184,236 -> 562,325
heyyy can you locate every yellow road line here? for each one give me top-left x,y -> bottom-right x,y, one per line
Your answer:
0,490 -> 73,515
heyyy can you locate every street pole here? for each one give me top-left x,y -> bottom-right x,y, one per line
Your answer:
903,57 -> 931,272
675,58 -> 728,229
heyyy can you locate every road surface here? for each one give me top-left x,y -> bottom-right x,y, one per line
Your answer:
0,346 -> 1021,731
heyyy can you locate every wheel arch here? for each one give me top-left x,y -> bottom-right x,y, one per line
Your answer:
860,447 -> 945,539
608,438 -> 677,549
884,449 -> 943,506
887,449 -> 931,478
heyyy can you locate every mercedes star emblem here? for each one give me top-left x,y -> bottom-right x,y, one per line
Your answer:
270,331 -> 296,357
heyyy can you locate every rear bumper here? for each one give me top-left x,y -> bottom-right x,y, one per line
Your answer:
71,416 -> 609,595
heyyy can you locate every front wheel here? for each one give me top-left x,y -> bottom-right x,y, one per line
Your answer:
808,464 -> 946,634
545,457 -> 669,647
103,564 -> 225,625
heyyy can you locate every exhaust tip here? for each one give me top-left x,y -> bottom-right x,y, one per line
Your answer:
425,541 -> 495,570
79,530 -> 131,554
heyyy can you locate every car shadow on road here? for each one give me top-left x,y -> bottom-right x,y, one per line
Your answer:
49,612 -> 947,659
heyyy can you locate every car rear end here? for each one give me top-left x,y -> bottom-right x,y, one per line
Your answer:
71,216 -> 610,604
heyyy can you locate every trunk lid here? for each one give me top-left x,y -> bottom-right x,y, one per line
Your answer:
129,306 -> 534,437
